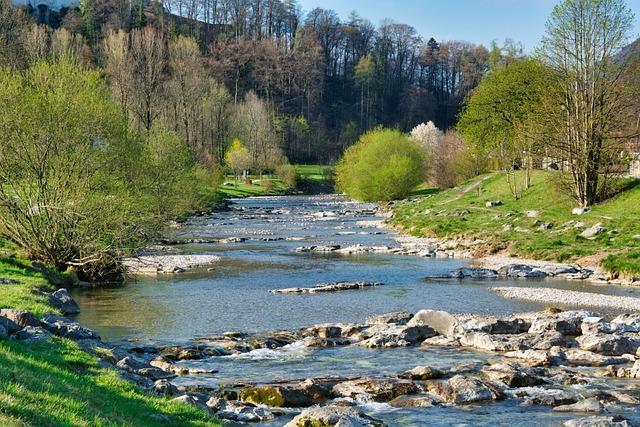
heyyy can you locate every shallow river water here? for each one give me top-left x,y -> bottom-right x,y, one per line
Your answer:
70,195 -> 640,426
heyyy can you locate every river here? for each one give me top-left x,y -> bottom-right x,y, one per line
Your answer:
70,195 -> 640,426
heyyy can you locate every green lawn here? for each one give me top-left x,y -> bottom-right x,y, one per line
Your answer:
391,171 -> 640,277
294,164 -> 333,181
0,244 -> 221,426
218,176 -> 290,198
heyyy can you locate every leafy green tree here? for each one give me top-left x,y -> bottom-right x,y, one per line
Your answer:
225,139 -> 252,181
540,0 -> 635,206
336,128 -> 426,201
0,59 -> 142,277
458,58 -> 551,197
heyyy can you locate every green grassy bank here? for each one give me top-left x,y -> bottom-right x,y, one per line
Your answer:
0,251 -> 220,426
391,171 -> 640,277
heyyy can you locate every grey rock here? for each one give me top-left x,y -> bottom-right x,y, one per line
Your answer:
284,405 -> 385,427
448,267 -> 498,279
554,397 -> 604,413
399,366 -> 444,380
270,281 -> 383,294
572,207 -> 590,215
0,324 -> 6,338
333,378 -> 418,402
171,394 -> 209,411
0,315 -> 20,334
42,314 -> 100,340
388,394 -> 439,408
407,309 -> 459,336
0,309 -> 43,329
561,349 -> 630,366
486,201 -> 502,207
152,379 -> 178,395
365,311 -> 413,326
576,333 -> 640,356
481,361 -> 546,387
498,264 -> 547,278
11,326 -> 52,343
427,375 -> 497,404
459,316 -> 528,334
581,223 -> 606,239
359,324 -> 436,348
564,416 -> 633,427
47,288 -> 80,315
610,314 -> 640,333
207,398 -> 275,423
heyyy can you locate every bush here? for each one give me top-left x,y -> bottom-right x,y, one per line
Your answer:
0,60 -> 210,278
335,128 -> 427,201
275,162 -> 297,189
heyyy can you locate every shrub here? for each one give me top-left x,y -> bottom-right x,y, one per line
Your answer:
275,162 -> 297,189
335,128 -> 427,201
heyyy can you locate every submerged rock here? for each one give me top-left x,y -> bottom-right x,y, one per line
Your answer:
269,282 -> 383,294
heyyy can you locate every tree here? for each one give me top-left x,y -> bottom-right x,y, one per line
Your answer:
129,26 -> 167,131
410,121 -> 441,148
335,128 -> 427,201
540,0 -> 635,206
0,59 -> 140,277
458,58 -> 550,197
225,138 -> 252,180
0,0 -> 29,69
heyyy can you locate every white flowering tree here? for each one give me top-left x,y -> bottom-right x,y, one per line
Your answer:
410,121 -> 442,148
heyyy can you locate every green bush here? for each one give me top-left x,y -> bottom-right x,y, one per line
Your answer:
275,162 -> 297,189
335,128 -> 427,201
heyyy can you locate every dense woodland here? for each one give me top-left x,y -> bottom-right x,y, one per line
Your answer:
1,0 -> 495,164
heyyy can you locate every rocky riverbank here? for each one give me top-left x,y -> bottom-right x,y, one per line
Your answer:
6,287 -> 640,426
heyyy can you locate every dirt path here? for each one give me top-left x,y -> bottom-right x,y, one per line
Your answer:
440,174 -> 495,204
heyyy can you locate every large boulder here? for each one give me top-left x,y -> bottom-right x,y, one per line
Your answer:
580,223 -> 606,239
47,289 -> 80,315
240,379 -> 331,408
42,314 -> 100,340
560,349 -> 631,367
388,394 -> 440,408
332,378 -> 418,402
159,346 -> 206,361
448,268 -> 498,279
528,311 -> 594,336
406,310 -> 459,336
498,264 -> 547,278
0,309 -> 43,329
0,315 -> 19,335
610,314 -> 640,333
284,405 -> 385,427
427,375 -> 498,404
576,334 -> 640,356
359,324 -> 436,348
459,332 -> 519,352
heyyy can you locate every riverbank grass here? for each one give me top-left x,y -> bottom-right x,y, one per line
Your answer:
392,171 -> 640,276
0,338 -> 217,426
0,249 -> 221,426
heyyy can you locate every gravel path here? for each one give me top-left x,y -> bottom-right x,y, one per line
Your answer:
492,286 -> 640,311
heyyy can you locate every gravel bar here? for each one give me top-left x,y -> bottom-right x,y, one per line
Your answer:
492,286 -> 640,311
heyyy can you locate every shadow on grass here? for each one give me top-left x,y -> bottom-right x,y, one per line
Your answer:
0,339 -> 217,426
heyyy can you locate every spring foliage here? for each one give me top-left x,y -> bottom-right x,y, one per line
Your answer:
336,129 -> 427,201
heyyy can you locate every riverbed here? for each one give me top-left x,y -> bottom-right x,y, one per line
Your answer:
70,195 -> 640,426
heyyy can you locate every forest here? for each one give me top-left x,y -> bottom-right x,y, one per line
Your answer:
1,0 -> 494,164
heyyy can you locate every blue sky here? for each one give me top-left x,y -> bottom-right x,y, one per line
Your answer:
298,0 -> 640,51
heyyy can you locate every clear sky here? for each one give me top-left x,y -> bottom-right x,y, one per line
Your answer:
297,0 -> 640,51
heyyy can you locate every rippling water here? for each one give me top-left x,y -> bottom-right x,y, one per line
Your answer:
69,195 -> 640,426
